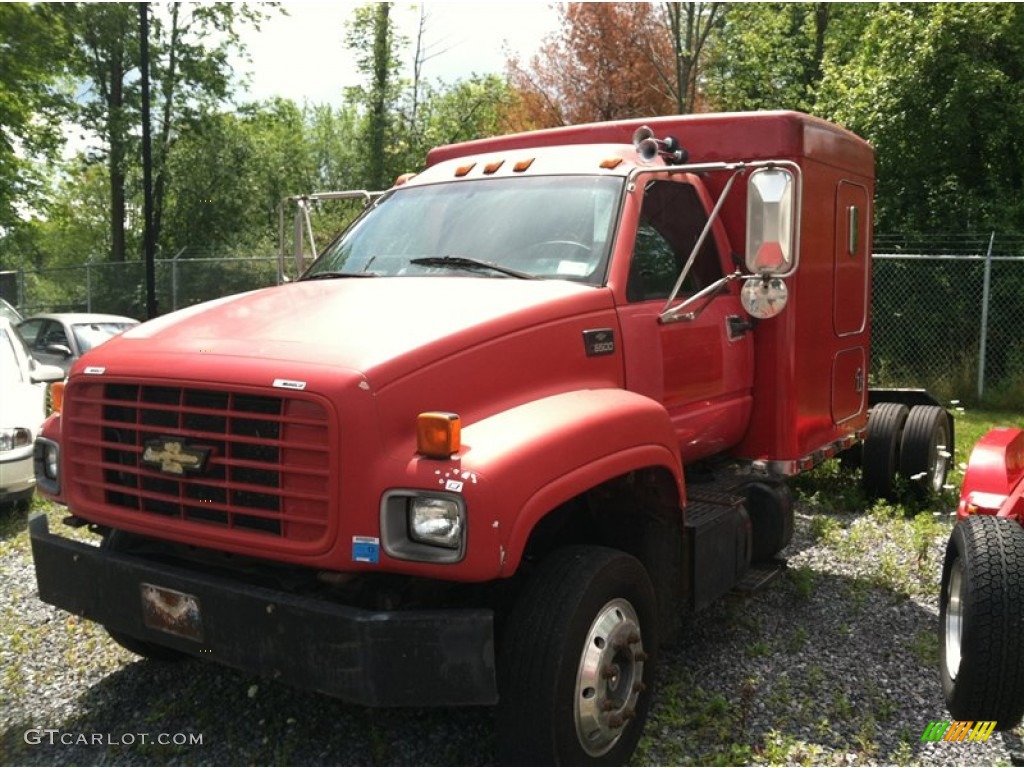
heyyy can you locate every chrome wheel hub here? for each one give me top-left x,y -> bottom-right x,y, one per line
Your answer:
945,558 -> 964,680
574,598 -> 645,757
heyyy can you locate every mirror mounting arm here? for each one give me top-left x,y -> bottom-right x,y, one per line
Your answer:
659,168 -> 745,316
660,271 -> 744,325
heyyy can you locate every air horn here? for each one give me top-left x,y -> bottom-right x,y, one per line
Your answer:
632,125 -> 689,164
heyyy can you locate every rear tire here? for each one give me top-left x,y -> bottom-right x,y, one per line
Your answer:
862,402 -> 908,499
497,546 -> 657,766
102,530 -> 187,662
940,515 -> 1024,728
899,405 -> 950,497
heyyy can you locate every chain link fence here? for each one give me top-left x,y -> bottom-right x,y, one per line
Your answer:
3,236 -> 1022,407
872,233 -> 1023,407
8,256 -> 281,319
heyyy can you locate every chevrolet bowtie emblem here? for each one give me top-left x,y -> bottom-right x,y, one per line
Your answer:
141,437 -> 212,475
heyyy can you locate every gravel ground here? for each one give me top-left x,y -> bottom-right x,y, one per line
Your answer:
3,501 -> 1024,767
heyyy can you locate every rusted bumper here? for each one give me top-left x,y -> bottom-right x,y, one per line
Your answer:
28,514 -> 497,706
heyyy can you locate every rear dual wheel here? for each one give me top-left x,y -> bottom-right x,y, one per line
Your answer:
497,546 -> 656,765
899,405 -> 951,497
863,403 -> 950,499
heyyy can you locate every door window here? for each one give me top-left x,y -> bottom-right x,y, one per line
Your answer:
627,181 -> 723,302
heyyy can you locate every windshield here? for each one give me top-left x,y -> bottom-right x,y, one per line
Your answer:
72,322 -> 137,353
303,176 -> 622,284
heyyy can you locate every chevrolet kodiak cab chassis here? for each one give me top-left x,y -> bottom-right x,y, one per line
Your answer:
30,111 -> 952,765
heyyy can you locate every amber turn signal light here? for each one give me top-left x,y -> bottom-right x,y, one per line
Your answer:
49,381 -> 65,414
417,412 -> 461,458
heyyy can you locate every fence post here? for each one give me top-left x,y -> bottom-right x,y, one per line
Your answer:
171,247 -> 186,311
86,264 -> 92,312
977,231 -> 995,401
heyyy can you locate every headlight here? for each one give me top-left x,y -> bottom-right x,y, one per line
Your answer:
381,490 -> 466,563
0,428 -> 31,453
33,438 -> 60,495
409,497 -> 462,549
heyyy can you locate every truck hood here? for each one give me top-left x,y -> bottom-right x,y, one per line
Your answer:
109,278 -> 614,388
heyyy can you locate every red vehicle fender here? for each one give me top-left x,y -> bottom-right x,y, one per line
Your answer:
958,426 -> 1024,522
456,388 -> 684,577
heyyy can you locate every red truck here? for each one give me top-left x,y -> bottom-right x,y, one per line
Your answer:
30,111 -> 951,765
940,426 -> 1024,730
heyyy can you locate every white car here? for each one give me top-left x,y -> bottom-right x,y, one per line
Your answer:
0,318 -> 64,510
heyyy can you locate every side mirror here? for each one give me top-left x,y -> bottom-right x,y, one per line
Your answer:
745,167 -> 798,276
45,343 -> 72,358
31,363 -> 65,383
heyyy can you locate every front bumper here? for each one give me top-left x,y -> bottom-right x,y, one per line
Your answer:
0,446 -> 34,500
29,515 -> 497,706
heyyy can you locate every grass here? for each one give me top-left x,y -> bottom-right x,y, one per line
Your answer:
3,406 -> 1022,767
637,406 -> 1024,766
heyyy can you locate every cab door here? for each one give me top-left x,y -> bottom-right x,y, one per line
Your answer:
618,179 -> 754,463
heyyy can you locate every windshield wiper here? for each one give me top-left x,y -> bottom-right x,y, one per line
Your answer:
302,270 -> 378,280
409,255 -> 538,280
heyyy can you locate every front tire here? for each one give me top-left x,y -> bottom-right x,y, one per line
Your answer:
497,546 -> 657,766
940,515 -> 1024,728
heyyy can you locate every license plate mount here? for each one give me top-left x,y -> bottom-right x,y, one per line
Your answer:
140,582 -> 204,642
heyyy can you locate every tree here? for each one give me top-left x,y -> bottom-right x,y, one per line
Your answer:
0,3 -> 72,231
506,3 -> 677,128
65,2 -> 269,262
67,3 -> 138,262
818,3 -> 1024,233
702,3 -> 867,113
413,76 -> 517,154
660,2 -> 727,113
345,2 -> 405,189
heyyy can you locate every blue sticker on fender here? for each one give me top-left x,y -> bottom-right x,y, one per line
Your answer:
352,536 -> 380,564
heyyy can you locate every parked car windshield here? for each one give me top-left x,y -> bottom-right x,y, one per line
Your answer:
304,176 -> 622,284
72,322 -> 137,353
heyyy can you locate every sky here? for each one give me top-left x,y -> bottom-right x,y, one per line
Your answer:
234,2 -> 561,106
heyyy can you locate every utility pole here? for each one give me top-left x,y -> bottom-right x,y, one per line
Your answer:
139,2 -> 158,319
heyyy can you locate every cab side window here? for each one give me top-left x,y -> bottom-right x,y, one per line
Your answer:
627,181 -> 723,302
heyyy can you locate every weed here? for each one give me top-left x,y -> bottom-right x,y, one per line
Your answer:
787,565 -> 815,598
910,629 -> 939,666
809,514 -> 841,542
747,640 -> 770,658
786,625 -> 809,652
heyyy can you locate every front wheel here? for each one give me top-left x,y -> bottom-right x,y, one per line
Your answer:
940,515 -> 1024,728
497,546 -> 657,766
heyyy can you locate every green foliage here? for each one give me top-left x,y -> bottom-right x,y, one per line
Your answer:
344,2 -> 405,190
0,3 -> 72,227
704,4 -> 869,113
708,3 -> 1024,252
818,3 -> 1024,234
